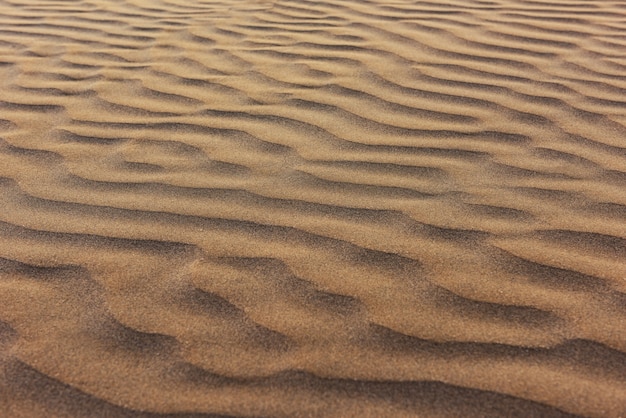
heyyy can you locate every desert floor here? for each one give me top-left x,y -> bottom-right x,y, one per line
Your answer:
1,0 -> 626,417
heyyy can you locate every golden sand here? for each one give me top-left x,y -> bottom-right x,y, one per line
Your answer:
1,0 -> 625,416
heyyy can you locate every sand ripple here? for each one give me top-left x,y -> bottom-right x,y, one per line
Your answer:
1,0 -> 625,416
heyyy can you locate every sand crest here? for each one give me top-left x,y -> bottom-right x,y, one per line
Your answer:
1,0 -> 625,416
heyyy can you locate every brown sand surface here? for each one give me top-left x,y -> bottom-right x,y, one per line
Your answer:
1,0 -> 626,416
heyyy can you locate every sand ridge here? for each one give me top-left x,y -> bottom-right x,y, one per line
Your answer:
0,0 -> 625,416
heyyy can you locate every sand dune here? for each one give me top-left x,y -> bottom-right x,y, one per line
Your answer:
1,0 -> 626,416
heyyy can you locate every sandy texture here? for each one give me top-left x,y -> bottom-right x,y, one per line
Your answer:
1,0 -> 626,416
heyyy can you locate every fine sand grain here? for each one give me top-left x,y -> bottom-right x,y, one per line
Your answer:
1,0 -> 626,417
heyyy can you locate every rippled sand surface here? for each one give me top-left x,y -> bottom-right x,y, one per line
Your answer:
1,0 -> 626,417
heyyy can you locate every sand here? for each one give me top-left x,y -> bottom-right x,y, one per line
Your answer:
0,0 -> 625,416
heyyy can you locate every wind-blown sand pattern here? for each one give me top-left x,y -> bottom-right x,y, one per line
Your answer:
1,0 -> 625,416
